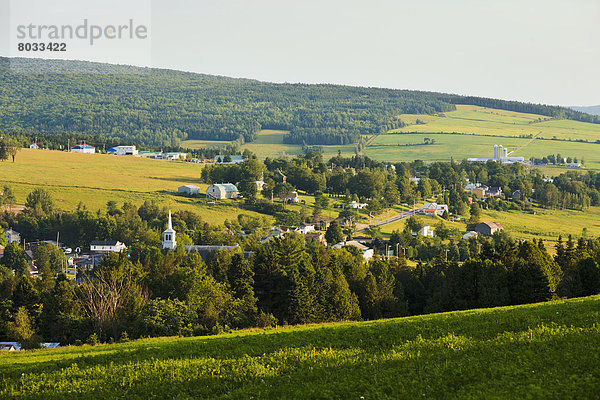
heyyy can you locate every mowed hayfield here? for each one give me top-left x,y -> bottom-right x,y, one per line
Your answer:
183,130 -> 359,160
0,149 -> 263,224
365,133 -> 600,168
1,296 -> 599,399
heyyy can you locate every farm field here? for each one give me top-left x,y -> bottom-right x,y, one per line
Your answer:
183,130 -> 358,160
1,295 -> 599,399
481,206 -> 600,242
391,105 -> 600,142
364,133 -> 600,168
0,149 -> 263,224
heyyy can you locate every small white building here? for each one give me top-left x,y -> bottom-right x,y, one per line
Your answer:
462,231 -> 478,240
90,240 -> 127,253
107,145 -> 138,156
420,225 -> 435,237
333,240 -> 374,261
178,185 -> 201,195
296,223 -> 315,235
255,180 -> 265,191
345,201 -> 367,209
206,184 -> 240,200
71,144 -> 96,154
29,143 -> 41,149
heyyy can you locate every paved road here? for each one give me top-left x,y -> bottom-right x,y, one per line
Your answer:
358,206 -> 423,231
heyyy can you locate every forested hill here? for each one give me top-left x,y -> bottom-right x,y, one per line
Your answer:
1,57 -> 598,147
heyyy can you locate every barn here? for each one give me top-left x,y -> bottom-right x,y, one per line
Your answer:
206,184 -> 239,200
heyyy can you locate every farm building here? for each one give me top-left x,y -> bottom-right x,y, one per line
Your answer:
206,184 -> 240,200
475,222 -> 503,236
90,240 -> 127,253
71,144 -> 95,154
178,185 -> 201,195
107,145 -> 138,156
29,143 -> 42,149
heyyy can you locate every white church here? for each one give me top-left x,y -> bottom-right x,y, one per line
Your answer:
162,210 -> 177,250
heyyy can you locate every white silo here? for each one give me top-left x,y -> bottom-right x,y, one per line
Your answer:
503,147 -> 508,158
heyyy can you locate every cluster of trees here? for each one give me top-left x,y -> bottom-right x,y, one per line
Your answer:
2,215 -> 598,347
531,154 -> 582,166
4,58 -> 598,149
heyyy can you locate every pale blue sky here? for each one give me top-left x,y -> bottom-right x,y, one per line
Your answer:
1,0 -> 599,106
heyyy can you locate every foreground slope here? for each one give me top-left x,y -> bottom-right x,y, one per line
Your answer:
1,296 -> 599,399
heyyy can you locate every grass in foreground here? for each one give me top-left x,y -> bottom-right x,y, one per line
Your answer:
1,296 -> 599,399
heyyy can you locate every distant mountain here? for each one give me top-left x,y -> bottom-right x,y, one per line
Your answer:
1,57 -> 599,147
570,105 -> 600,116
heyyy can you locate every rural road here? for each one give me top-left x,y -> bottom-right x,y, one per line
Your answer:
358,206 -> 424,231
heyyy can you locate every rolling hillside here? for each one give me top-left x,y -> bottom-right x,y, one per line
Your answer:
1,295 -> 599,399
1,57 -> 598,149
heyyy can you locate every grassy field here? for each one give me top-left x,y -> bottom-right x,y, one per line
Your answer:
365,105 -> 600,167
364,133 -> 600,168
0,149 -> 264,224
391,105 -> 600,142
1,295 -> 599,399
183,130 -> 359,160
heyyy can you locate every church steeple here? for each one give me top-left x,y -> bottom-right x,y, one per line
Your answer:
162,210 -> 176,250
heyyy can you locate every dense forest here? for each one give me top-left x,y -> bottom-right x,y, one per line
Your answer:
1,57 -> 598,147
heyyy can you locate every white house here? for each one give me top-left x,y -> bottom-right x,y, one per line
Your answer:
29,143 -> 41,149
162,210 -> 177,250
333,240 -> 374,261
296,223 -> 315,235
71,144 -> 95,154
107,145 -> 138,156
90,240 -> 127,253
178,185 -> 201,195
422,202 -> 449,216
206,184 -> 239,200
215,155 -> 244,164
417,225 -> 434,237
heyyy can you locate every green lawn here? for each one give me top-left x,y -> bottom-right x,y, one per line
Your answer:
1,295 -> 599,399
0,149 -> 263,224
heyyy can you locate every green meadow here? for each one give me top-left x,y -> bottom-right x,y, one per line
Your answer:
1,295 -> 599,399
0,149 -> 263,224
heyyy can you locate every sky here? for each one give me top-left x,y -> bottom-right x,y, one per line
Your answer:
1,0 -> 598,106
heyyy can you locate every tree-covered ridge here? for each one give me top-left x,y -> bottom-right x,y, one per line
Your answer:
2,57 -> 597,147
